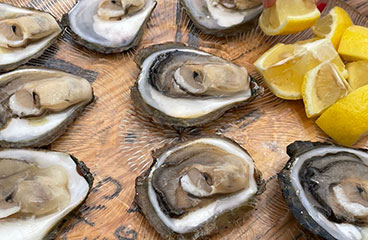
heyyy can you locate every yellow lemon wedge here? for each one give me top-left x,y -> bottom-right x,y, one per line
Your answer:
259,0 -> 320,36
316,84 -> 368,146
312,6 -> 353,49
302,62 -> 351,118
346,61 -> 368,90
338,25 -> 368,61
254,38 -> 347,100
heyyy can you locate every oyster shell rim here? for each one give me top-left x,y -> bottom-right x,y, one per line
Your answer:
180,0 -> 263,37
0,67 -> 95,148
131,42 -> 263,128
0,3 -> 63,73
135,136 -> 265,240
61,0 -> 157,54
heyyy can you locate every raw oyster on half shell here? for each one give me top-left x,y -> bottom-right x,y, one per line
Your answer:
279,141 -> 368,240
0,149 -> 93,240
0,68 -> 94,148
0,3 -> 62,72
135,137 -> 264,240
63,0 -> 157,54
131,43 -> 261,127
181,0 -> 263,36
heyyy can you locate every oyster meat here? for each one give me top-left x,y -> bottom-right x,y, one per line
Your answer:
279,141 -> 368,240
135,137 -> 264,239
131,43 -> 261,127
0,3 -> 62,72
181,0 -> 263,36
0,68 -> 94,148
63,0 -> 157,54
0,149 -> 93,240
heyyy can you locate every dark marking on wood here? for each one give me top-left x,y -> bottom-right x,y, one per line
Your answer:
126,202 -> 139,213
238,110 -> 262,129
114,226 -> 137,240
91,177 -> 123,200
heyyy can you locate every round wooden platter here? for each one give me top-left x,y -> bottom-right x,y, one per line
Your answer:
3,0 -> 368,239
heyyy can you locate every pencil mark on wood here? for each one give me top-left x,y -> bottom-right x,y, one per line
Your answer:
91,177 -> 123,200
114,225 -> 137,240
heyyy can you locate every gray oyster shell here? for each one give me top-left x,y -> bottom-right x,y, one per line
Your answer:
0,68 -> 94,148
135,136 -> 265,240
131,42 -> 262,127
181,0 -> 263,36
63,0 -> 157,54
0,3 -> 62,72
279,141 -> 368,240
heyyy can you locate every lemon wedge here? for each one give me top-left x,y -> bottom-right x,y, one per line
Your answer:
312,6 -> 353,49
316,84 -> 368,146
338,25 -> 368,61
347,61 -> 368,90
302,62 -> 350,118
254,38 -> 347,100
259,0 -> 320,36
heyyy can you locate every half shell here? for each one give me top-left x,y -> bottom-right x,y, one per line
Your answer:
0,68 -> 94,148
131,43 -> 262,127
0,3 -> 62,72
135,137 -> 265,239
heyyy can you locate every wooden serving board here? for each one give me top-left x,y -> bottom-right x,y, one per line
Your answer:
3,0 -> 368,239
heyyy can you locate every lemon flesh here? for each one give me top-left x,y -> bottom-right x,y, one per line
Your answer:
302,62 -> 350,118
316,84 -> 368,147
259,0 -> 320,36
347,61 -> 368,90
338,25 -> 368,61
312,6 -> 353,49
254,38 -> 347,100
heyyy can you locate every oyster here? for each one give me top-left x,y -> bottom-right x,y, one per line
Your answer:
0,68 -> 94,148
0,3 -> 62,72
279,141 -> 368,240
135,137 -> 264,239
63,0 -> 157,54
0,149 -> 93,240
131,43 -> 261,127
181,0 -> 263,36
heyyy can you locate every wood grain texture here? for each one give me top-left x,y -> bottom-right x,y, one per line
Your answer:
1,0 -> 368,239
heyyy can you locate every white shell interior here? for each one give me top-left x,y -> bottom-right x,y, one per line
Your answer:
138,48 -> 252,119
68,0 -> 156,49
0,4 -> 61,67
148,138 -> 258,234
290,146 -> 368,240
0,149 -> 90,240
0,68 -> 91,144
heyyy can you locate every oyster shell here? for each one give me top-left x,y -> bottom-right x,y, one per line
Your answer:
279,141 -> 368,240
131,43 -> 261,127
63,0 -> 157,54
181,0 -> 263,36
0,148 -> 93,240
0,68 -> 94,148
135,137 -> 265,239
0,3 -> 62,72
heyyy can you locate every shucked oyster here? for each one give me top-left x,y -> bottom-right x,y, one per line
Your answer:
181,0 -> 263,36
0,68 -> 93,148
279,141 -> 368,240
0,3 -> 62,72
0,149 -> 93,240
131,43 -> 261,127
63,0 -> 157,54
135,137 -> 264,239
